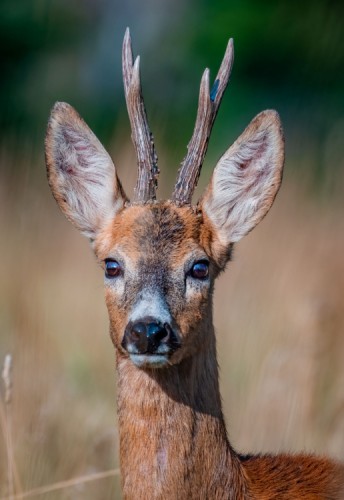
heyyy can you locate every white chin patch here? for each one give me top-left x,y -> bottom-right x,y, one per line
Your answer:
129,354 -> 169,368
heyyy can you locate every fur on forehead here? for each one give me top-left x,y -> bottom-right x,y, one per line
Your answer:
94,201 -> 218,263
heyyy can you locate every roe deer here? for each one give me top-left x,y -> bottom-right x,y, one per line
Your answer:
45,29 -> 344,499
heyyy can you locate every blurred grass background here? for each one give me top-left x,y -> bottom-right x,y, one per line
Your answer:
0,0 -> 343,498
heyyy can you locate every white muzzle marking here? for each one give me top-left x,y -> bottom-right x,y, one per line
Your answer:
129,291 -> 172,325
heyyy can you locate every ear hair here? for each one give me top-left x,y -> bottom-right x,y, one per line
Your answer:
201,110 -> 284,253
45,102 -> 127,240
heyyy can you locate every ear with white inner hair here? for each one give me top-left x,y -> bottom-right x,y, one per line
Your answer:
45,102 -> 127,240
200,110 -> 284,252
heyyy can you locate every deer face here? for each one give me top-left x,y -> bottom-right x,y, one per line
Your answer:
45,31 -> 284,370
94,202 -> 218,368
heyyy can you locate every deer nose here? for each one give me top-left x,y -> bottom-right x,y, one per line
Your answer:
122,318 -> 170,354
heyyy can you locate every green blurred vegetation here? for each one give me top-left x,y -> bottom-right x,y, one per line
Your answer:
0,1 -> 89,136
0,0 -> 343,183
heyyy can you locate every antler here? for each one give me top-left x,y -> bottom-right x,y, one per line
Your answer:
122,28 -> 159,202
172,39 -> 234,205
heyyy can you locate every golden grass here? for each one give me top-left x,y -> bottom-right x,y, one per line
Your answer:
0,148 -> 343,498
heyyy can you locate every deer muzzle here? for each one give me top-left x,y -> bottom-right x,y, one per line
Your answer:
122,317 -> 180,368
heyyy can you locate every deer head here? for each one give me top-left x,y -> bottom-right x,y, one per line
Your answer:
45,29 -> 284,370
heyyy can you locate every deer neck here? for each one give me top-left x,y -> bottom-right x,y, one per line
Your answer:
115,323 -> 246,499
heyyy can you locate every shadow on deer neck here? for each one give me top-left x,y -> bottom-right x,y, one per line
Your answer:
115,323 -> 247,500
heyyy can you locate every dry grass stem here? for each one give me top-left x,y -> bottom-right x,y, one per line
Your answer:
0,402 -> 22,496
0,468 -> 120,500
1,355 -> 15,499
2,356 -> 12,405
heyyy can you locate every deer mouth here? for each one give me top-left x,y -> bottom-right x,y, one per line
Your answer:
129,353 -> 171,368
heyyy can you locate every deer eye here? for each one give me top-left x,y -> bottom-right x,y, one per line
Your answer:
105,259 -> 122,278
189,260 -> 209,280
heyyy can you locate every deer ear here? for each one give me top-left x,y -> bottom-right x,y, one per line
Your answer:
45,102 -> 127,240
200,110 -> 284,255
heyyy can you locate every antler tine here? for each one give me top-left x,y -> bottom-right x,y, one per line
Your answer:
122,28 -> 134,95
172,38 -> 234,205
122,28 -> 159,202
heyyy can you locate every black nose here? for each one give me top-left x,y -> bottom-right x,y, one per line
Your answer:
122,317 -> 174,354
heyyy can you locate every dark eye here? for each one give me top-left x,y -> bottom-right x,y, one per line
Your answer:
105,260 -> 122,278
189,260 -> 209,280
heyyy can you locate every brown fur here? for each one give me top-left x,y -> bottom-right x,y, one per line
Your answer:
243,454 -> 344,499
